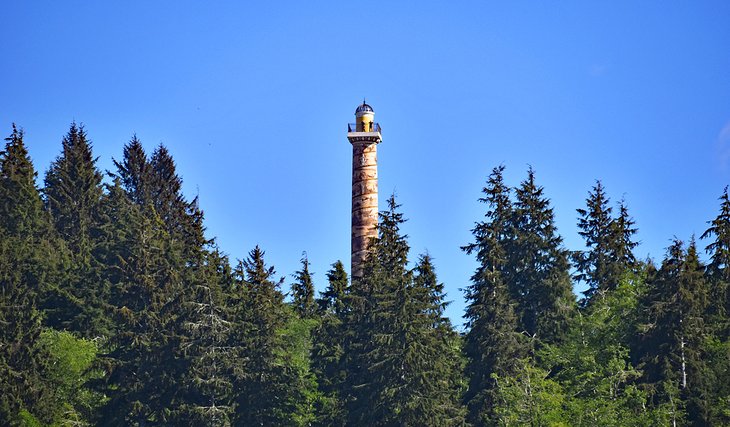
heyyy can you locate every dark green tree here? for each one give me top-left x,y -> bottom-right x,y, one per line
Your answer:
291,253 -> 317,319
112,134 -> 151,206
311,261 -> 349,426
43,122 -> 109,337
635,239 -> 712,426
43,122 -> 104,256
701,186 -> 730,336
175,248 -> 235,426
96,181 -> 183,426
574,182 -> 638,305
345,196 -> 465,426
462,165 -> 527,425
0,125 -> 56,424
232,246 -> 292,425
149,144 -> 207,262
510,167 -> 575,344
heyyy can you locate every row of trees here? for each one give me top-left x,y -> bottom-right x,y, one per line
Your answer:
1,122 -> 728,426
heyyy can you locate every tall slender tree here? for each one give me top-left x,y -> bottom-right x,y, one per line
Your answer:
574,182 -> 638,305
44,122 -> 104,256
345,196 -> 465,426
291,253 -> 317,319
0,125 -> 56,424
43,122 -> 109,337
311,261 -> 349,426
112,134 -> 151,206
510,167 -> 575,344
701,186 -> 730,336
233,246 -> 292,425
462,165 -> 527,425
635,239 -> 711,426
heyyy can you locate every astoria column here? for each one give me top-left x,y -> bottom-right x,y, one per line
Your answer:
347,102 -> 382,279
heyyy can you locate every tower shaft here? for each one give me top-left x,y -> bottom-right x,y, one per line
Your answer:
351,141 -> 378,278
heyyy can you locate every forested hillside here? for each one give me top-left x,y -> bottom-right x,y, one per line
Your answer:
1,123 -> 728,426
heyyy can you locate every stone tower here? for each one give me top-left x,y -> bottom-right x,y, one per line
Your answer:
347,101 -> 382,279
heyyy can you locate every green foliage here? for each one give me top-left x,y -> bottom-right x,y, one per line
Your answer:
462,165 -> 527,425
311,261 -> 349,426
291,253 -> 317,319
43,122 -> 109,338
35,329 -> 105,426
634,239 -> 712,425
344,196 -> 466,426
701,186 -> 730,337
4,123 -> 730,426
510,167 -> 576,344
573,182 -> 638,305
492,359 -> 568,426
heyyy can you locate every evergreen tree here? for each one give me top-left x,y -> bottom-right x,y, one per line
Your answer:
43,122 -> 104,256
635,239 -> 712,426
0,124 -> 47,235
614,198 -> 639,271
175,248 -> 235,426
345,196 -> 465,426
510,167 -> 575,344
112,134 -> 151,206
43,122 -> 109,337
0,125 -> 55,424
317,260 -> 348,315
701,186 -> 730,336
462,166 -> 527,425
574,182 -> 638,305
148,144 -> 207,261
96,181 -> 183,426
232,246 -> 292,425
311,261 -> 349,426
291,253 -> 317,319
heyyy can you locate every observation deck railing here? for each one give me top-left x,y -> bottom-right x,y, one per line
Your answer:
348,123 -> 381,133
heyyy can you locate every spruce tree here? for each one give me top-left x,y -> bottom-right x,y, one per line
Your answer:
345,196 -> 465,426
0,125 -> 55,424
232,246 -> 291,425
291,253 -> 317,319
510,167 -> 575,344
462,165 -> 527,425
0,124 -> 46,235
635,239 -> 711,426
311,261 -> 349,426
96,181 -> 184,426
44,122 -> 104,257
574,182 -> 638,305
175,248 -> 235,426
112,134 -> 151,206
701,186 -> 730,336
43,122 -> 109,337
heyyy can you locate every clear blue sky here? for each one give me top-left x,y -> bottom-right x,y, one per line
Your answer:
2,1 -> 729,327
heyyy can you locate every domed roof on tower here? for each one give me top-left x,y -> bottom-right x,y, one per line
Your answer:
355,101 -> 374,114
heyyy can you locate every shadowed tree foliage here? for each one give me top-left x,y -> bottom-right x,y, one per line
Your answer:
232,246 -> 292,425
510,167 -> 576,344
344,195 -> 466,426
291,253 -> 317,319
311,261 -> 349,426
112,134 -> 152,206
462,165 -> 527,425
0,125 -> 56,425
635,239 -> 713,426
43,122 -> 110,337
574,181 -> 639,305
701,186 -> 730,337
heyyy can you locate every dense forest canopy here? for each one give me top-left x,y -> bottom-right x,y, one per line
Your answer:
1,122 -> 729,426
